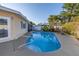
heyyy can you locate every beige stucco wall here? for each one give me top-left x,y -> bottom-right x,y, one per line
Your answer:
0,10 -> 28,40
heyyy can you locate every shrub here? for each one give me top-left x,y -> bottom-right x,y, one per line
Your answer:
62,22 -> 76,35
72,16 -> 79,22
42,25 -> 49,31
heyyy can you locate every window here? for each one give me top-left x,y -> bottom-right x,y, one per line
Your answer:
23,23 -> 26,28
21,21 -> 26,29
0,19 -> 8,38
0,19 -> 7,25
21,21 -> 23,28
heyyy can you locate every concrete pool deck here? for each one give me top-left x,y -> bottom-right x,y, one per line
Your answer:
0,32 -> 79,56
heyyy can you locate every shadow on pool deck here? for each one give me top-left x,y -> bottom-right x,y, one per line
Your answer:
0,32 -> 79,56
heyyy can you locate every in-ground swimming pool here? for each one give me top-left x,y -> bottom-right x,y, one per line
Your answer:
26,31 -> 61,52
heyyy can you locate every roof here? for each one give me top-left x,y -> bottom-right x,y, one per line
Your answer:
0,5 -> 30,23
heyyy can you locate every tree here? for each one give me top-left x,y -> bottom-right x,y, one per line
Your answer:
63,3 -> 79,22
30,21 -> 36,25
60,11 -> 72,23
48,15 -> 60,31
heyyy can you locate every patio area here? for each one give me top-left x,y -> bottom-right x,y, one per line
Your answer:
0,32 -> 79,56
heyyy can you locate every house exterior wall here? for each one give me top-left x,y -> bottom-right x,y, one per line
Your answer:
0,10 -> 28,42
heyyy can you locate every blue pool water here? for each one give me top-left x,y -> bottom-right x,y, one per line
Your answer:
26,31 -> 61,52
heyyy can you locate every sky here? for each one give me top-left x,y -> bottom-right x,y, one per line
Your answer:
1,3 -> 63,24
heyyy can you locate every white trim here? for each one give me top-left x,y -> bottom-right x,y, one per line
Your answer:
0,5 -> 21,15
0,5 -> 30,23
0,16 -> 12,43
8,17 -> 11,39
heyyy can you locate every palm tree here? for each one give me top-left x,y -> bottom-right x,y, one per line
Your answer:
48,15 -> 60,31
63,3 -> 79,22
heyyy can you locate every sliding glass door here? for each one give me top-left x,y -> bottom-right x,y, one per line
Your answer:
0,18 -> 8,38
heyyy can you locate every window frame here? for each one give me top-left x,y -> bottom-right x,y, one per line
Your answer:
0,16 -> 11,41
21,20 -> 26,29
